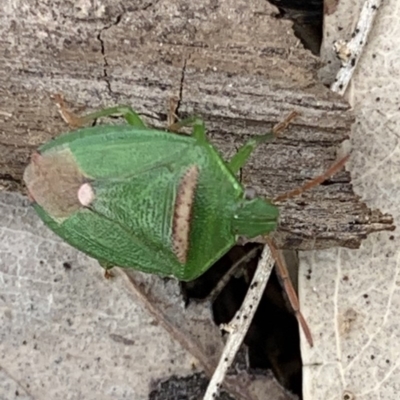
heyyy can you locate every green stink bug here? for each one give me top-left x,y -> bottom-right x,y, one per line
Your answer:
24,97 -> 285,281
24,96 -> 348,346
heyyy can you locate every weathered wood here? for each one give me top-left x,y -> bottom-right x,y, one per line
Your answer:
0,0 -> 394,250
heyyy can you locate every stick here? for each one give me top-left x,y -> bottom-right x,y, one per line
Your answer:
331,0 -> 383,95
203,245 -> 275,400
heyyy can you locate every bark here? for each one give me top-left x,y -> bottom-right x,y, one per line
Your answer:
0,0 -> 394,250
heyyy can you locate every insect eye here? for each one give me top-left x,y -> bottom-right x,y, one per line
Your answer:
244,187 -> 257,200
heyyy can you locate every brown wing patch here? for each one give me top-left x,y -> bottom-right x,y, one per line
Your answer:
23,149 -> 89,219
172,165 -> 199,264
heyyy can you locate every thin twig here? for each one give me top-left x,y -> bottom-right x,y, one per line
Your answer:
331,0 -> 382,95
208,246 -> 261,303
122,271 -> 253,400
123,271 -> 215,375
203,245 -> 275,400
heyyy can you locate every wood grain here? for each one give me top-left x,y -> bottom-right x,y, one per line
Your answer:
0,0 -> 394,250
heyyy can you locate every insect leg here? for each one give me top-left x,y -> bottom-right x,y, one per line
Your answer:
168,116 -> 208,143
168,116 -> 201,130
266,237 -> 314,346
99,260 -> 115,279
53,94 -> 146,128
227,111 -> 298,174
227,133 -> 275,174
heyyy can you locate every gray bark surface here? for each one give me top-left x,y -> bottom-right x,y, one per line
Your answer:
0,0 -> 394,250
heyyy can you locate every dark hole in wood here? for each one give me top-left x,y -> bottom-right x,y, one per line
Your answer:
181,243 -> 302,398
267,0 -> 324,55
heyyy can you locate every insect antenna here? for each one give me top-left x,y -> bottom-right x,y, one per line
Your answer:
274,155 -> 350,203
266,237 -> 314,346
267,125 -> 349,346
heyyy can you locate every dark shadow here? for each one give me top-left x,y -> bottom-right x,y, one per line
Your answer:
181,243 -> 303,398
267,0 -> 324,55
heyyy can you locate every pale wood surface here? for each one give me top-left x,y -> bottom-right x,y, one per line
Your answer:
0,0 -> 394,250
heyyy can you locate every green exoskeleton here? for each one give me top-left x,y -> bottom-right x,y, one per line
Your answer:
24,95 -> 348,346
24,99 -> 284,280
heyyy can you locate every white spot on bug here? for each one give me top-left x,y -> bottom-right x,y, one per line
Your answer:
77,183 -> 95,206
172,165 -> 199,264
